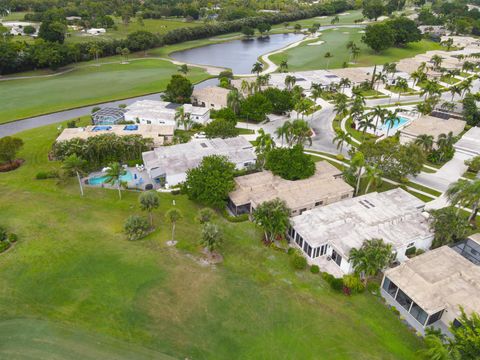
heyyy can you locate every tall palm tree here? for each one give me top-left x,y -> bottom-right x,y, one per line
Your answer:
255,128 -> 276,168
165,208 -> 183,243
294,98 -> 315,121
459,77 -> 473,98
332,129 -> 351,153
62,154 -> 87,196
279,59 -> 288,72
415,134 -> 435,153
374,72 -> 387,91
449,85 -> 462,101
105,162 -> 127,200
175,106 -> 192,130
383,109 -> 400,137
339,78 -> 351,93
251,61 -> 264,75
430,54 -> 443,70
357,116 -> 375,140
227,89 -> 242,115
333,93 -> 349,117
284,75 -> 296,90
310,87 -> 323,103
290,119 -> 313,147
395,77 -> 409,101
369,106 -> 387,134
447,179 -> 480,224
363,165 -> 383,194
421,79 -> 441,100
274,120 -> 292,145
410,69 -> 427,87
351,151 -> 365,196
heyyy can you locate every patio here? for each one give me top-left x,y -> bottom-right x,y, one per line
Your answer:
85,166 -> 156,191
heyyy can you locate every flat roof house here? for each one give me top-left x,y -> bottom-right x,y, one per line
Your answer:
228,161 -> 353,216
454,126 -> 480,157
142,137 -> 256,187
192,86 -> 230,110
399,115 -> 466,145
288,188 -> 433,278
381,235 -> 480,336
56,124 -> 174,147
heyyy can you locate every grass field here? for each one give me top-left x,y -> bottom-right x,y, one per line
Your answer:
270,26 -> 443,72
0,59 -> 210,124
0,121 -> 424,359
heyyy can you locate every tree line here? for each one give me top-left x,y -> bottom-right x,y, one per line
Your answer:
0,0 -> 352,74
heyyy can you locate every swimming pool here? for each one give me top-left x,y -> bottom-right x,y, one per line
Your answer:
92,125 -> 112,131
379,116 -> 410,132
123,125 -> 138,131
88,171 -> 133,185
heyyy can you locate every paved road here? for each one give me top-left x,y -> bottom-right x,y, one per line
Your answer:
0,78 -> 218,137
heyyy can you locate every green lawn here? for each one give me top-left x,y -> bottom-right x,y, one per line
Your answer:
0,59 -> 210,124
0,121 -> 424,359
1,11 -> 30,21
271,25 -> 443,72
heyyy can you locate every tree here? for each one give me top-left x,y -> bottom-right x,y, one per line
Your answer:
339,78 -> 351,93
279,59 -> 288,72
363,164 -> 383,194
415,134 -> 435,153
386,17 -> 422,47
38,11 -> 67,43
251,61 -> 264,75
204,118 -> 239,139
239,93 -> 272,123
227,89 -> 242,115
334,93 -> 349,117
395,77 -> 409,101
294,98 -> 315,121
332,129 -> 351,153
263,88 -> 295,114
124,215 -> 150,241
349,238 -> 394,284
139,191 -> 160,227
331,15 -> 339,25
447,179 -> 480,224
0,136 -> 23,165
197,208 -> 215,224
184,155 -> 236,208
257,23 -> 271,36
178,63 -> 189,75
162,75 -> 193,103
362,23 -> 394,53
252,198 -> 290,244
255,128 -> 276,168
284,75 -> 296,90
126,31 -> 158,54
351,151 -> 365,196
429,207 -> 469,248
369,105 -> 387,133
62,154 -> 87,196
289,119 -> 312,147
357,116 -> 375,140
265,145 -> 315,180
430,54 -> 443,70
104,162 -> 126,200
175,106 -> 192,130
200,222 -> 223,253
462,94 -> 480,126
241,25 -> 254,37
165,208 -> 183,244
362,0 -> 385,21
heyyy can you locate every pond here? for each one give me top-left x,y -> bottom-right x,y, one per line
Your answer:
171,33 -> 305,74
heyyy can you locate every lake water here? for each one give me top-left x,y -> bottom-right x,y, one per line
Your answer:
171,33 -> 305,74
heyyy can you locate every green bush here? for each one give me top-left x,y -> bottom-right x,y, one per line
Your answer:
336,154 -> 345,161
0,241 -> 10,253
0,226 -> 7,242
91,106 -> 101,114
416,248 -> 425,256
366,282 -> 380,294
7,233 -> 18,243
291,253 -> 307,270
287,247 -> 296,255
310,265 -> 320,274
125,159 -> 143,167
197,208 -> 215,224
124,215 -> 150,241
405,246 -> 417,257
391,307 -> 400,316
36,170 -> 59,180
322,272 -> 344,292
342,274 -> 365,293
222,209 -> 249,223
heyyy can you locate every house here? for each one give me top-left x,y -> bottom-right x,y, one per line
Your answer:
288,188 -> 433,277
142,137 -> 256,187
125,100 -> 211,127
86,28 -> 106,35
191,86 -> 230,109
228,161 -> 353,216
381,234 -> 480,336
56,124 -> 174,147
454,126 -> 480,157
399,115 -> 466,146
91,108 -> 126,125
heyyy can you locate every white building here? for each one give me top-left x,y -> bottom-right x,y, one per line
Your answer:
86,28 -> 106,35
142,137 -> 256,187
288,189 -> 434,277
381,234 -> 480,336
125,100 -> 210,127
192,86 -> 230,109
454,126 -> 480,157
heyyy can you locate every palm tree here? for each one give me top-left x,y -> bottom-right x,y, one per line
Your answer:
351,151 -> 365,196
447,179 -> 480,224
363,165 -> 383,194
324,52 -> 333,69
201,222 -> 223,254
383,109 -> 400,137
357,116 -> 375,140
374,72 -> 387,91
395,77 -> 409,101
227,89 -> 242,115
449,85 -> 462,101
275,120 -> 292,145
104,162 -> 127,200
421,79 -> 441,100
339,78 -> 351,93
349,238 -> 393,284
333,93 -> 349,117
310,87 -> 323,103
384,62 -> 397,80
415,134 -> 435,153
88,43 -> 102,63
175,106 -> 191,130
369,106 -> 387,134
330,15 -> 339,25
410,69 -> 427,87
251,61 -> 264,75
178,64 -> 189,75
279,59 -> 288,72
139,191 -> 160,227
290,119 -> 312,147
256,74 -> 270,87
255,128 -> 276,168
284,75 -> 296,90
62,154 -> 87,196
332,129 -> 351,153
294,98 -> 315,121
430,54 -> 443,70
165,208 -> 183,243
459,77 -> 473,98
346,41 -> 359,63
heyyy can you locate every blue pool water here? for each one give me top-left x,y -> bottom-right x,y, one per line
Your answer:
89,171 -> 133,185
92,125 -> 112,131
379,116 -> 410,132
123,125 -> 138,131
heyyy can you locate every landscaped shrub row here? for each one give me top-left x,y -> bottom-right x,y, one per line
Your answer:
221,209 -> 249,223
0,226 -> 18,254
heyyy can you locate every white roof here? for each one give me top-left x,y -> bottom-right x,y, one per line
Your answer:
291,188 -> 431,256
142,137 -> 256,178
183,104 -> 209,116
455,126 -> 480,156
125,100 -> 178,122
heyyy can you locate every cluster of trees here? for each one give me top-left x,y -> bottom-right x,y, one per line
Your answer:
0,0 -> 352,74
162,74 -> 193,103
362,0 -> 407,21
415,132 -> 456,165
362,17 -> 421,53
52,133 -> 152,170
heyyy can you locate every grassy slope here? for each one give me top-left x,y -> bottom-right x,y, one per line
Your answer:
0,122 -> 424,359
270,26 -> 443,72
0,59 -> 209,124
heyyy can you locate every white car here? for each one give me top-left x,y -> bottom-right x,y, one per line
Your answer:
194,132 -> 207,139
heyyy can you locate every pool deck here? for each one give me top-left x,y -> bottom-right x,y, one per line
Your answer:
85,167 -> 156,191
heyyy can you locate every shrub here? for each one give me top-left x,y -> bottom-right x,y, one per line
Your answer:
342,274 -> 365,293
221,209 -> 249,222
366,282 -> 380,294
405,246 -> 417,257
416,248 -> 425,256
0,241 -> 10,253
36,170 -> 59,180
66,120 -> 77,128
197,208 -> 215,224
118,104 -> 127,109
124,215 -> 150,241
287,247 -> 296,255
391,306 -> 400,316
336,154 -> 345,161
0,226 -> 7,242
465,156 -> 480,173
91,106 -> 101,114
322,272 -> 344,292
7,233 -> 18,243
291,252 -> 307,270
310,265 -> 320,274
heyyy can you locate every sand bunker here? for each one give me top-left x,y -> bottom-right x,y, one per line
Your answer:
307,40 -> 325,46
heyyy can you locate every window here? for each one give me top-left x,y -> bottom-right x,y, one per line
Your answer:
382,277 -> 398,298
315,201 -> 323,207
147,120 -> 151,124
299,208 -> 307,215
295,233 -> 303,248
331,249 -> 342,266
427,310 -> 444,326
313,247 -> 320,258
320,244 -> 327,256
407,242 -> 415,248
410,302 -> 428,325
303,241 -> 312,257
395,289 -> 413,312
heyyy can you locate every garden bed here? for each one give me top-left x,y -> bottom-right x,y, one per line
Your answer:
0,159 -> 24,172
